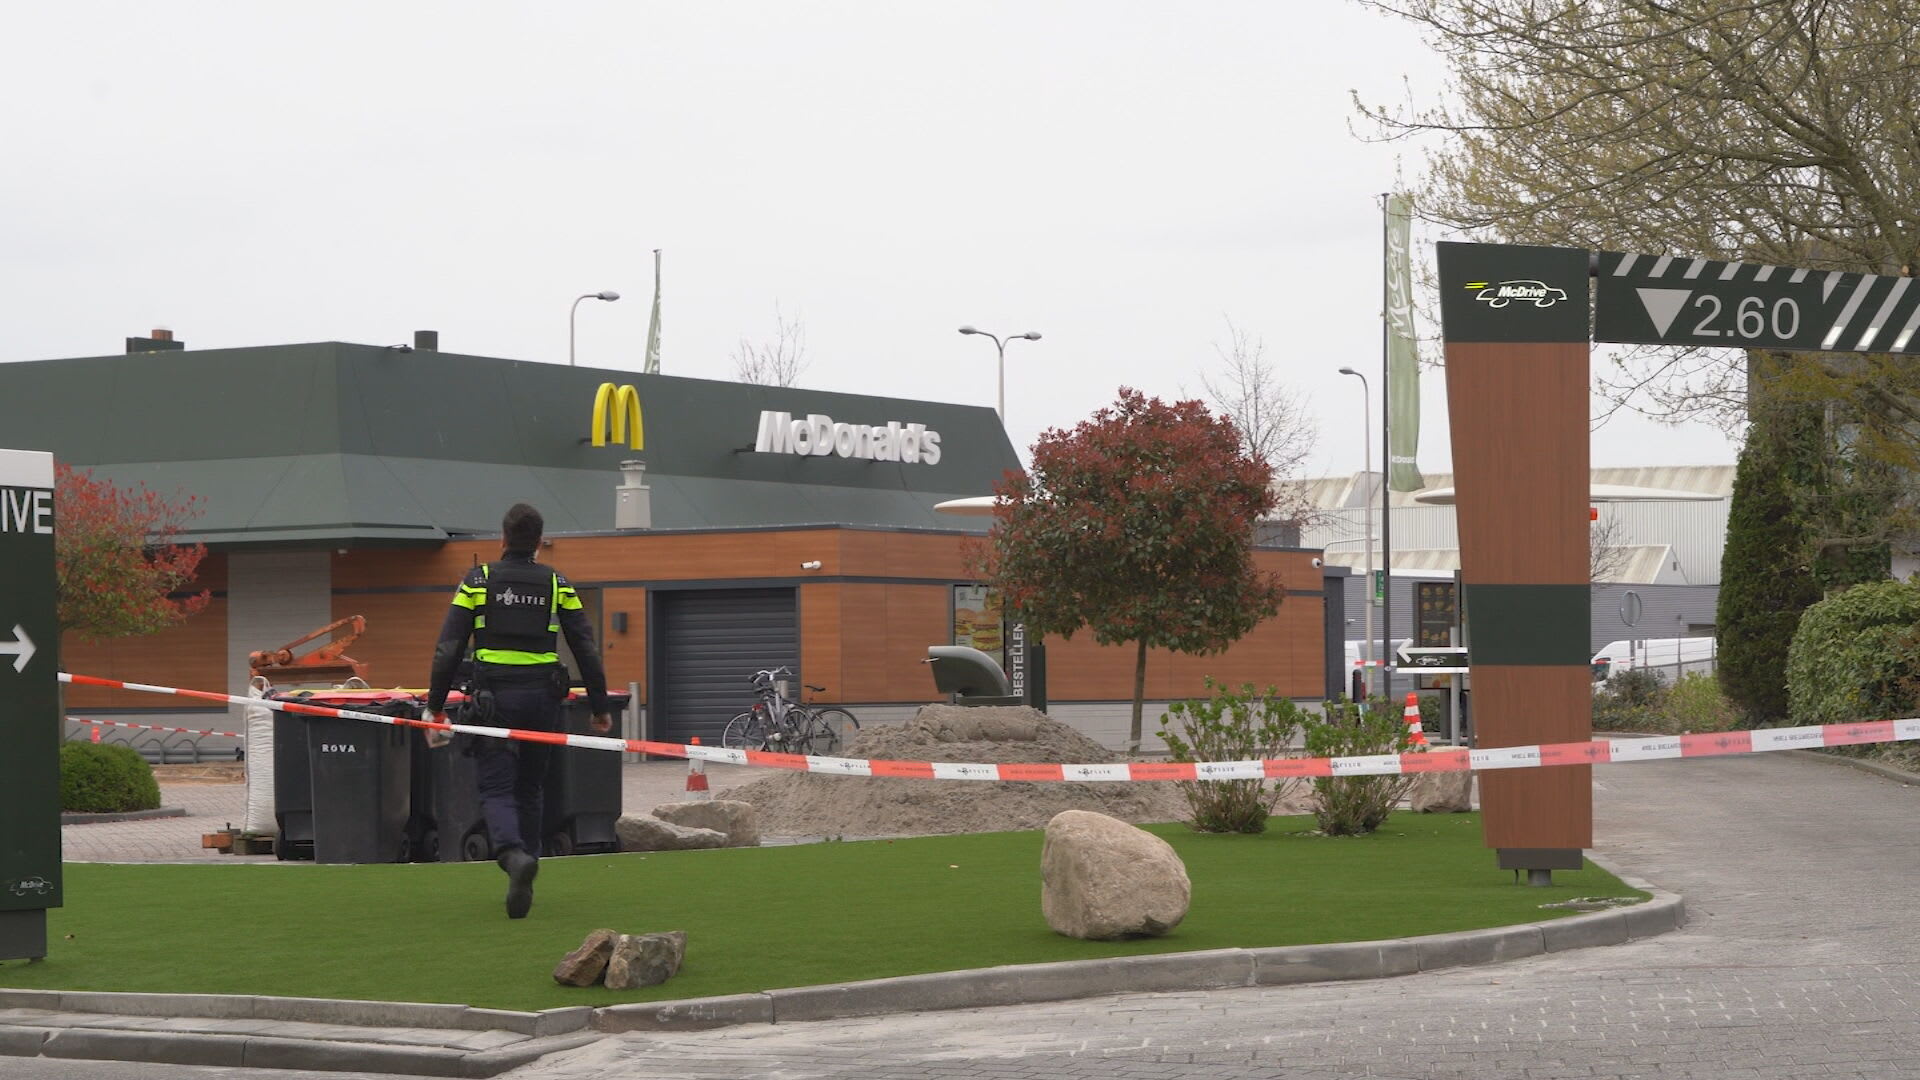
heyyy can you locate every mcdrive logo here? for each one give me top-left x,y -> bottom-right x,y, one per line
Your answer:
755,412 -> 943,465
1465,279 -> 1569,309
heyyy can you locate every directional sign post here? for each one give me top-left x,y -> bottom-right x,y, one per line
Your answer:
1595,251 -> 1920,354
0,449 -> 60,961
1396,644 -> 1470,674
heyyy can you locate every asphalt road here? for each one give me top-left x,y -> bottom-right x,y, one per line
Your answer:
18,751 -> 1918,1079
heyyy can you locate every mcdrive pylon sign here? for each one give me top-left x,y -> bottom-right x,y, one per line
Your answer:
0,448 -> 59,961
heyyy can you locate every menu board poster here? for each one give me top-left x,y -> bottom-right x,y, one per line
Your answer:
952,585 -> 1006,670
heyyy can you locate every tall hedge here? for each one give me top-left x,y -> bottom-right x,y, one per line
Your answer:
1785,579 -> 1920,727
1716,409 -> 1822,726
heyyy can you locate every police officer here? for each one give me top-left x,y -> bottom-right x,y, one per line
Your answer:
426,503 -> 610,919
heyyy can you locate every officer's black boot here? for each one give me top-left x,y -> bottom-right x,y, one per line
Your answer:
498,846 -> 539,919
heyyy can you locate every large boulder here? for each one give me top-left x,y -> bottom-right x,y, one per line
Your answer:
1408,771 -> 1474,813
603,930 -> 688,990
553,928 -> 619,987
1041,810 -> 1190,940
650,799 -> 760,847
616,814 -> 727,852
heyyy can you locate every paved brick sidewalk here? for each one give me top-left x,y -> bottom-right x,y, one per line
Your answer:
511,753 -> 1920,1080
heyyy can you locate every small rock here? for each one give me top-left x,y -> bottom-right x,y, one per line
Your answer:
553,928 -> 619,987
616,814 -> 728,852
651,799 -> 761,847
1041,809 -> 1190,940
1408,771 -> 1474,813
603,930 -> 687,989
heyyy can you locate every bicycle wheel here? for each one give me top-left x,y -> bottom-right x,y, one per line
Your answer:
804,707 -> 861,756
721,710 -> 772,751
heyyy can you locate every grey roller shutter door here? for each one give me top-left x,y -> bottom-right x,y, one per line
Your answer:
655,588 -> 799,744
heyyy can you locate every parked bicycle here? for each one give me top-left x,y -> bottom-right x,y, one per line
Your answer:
721,667 -> 861,756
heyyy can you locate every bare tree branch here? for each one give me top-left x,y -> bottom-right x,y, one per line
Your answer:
1199,317 -> 1320,528
732,304 -> 810,387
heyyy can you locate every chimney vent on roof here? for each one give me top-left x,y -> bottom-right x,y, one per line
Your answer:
126,328 -> 184,354
414,330 -> 439,352
615,460 -> 652,530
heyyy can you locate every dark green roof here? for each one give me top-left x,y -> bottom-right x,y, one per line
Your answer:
5,343 -> 1019,546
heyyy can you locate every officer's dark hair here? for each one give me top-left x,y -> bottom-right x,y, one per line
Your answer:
502,503 -> 544,553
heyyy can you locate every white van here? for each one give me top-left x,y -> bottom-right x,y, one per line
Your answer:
1591,637 -> 1716,685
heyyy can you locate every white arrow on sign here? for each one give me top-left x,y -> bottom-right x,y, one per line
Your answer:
1636,287 -> 1693,337
0,624 -> 36,673
1395,645 -> 1469,668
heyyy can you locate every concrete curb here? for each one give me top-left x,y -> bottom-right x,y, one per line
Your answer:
0,989 -> 592,1038
594,888 -> 1686,1033
1787,748 -> 1920,787
59,806 -> 186,825
0,886 -> 1687,1070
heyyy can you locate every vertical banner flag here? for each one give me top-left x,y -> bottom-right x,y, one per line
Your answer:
643,248 -> 663,375
1385,194 -> 1424,491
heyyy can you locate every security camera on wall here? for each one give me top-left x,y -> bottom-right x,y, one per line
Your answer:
1311,557 -> 1323,568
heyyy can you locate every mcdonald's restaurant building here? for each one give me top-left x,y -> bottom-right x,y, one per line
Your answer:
14,336 -> 1332,750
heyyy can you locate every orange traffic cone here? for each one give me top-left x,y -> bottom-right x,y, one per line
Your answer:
1402,693 -> 1429,748
90,724 -> 101,744
686,735 -> 711,799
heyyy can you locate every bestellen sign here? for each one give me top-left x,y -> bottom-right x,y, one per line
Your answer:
754,411 -> 944,465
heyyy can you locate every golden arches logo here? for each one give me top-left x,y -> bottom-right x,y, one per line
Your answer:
590,383 -> 643,449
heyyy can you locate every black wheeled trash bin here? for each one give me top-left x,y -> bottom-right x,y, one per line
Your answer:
272,705 -> 315,861
540,689 -> 630,856
276,691 -> 418,864
422,689 -> 492,862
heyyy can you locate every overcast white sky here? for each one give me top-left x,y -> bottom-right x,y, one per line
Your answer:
2,2 -> 1740,480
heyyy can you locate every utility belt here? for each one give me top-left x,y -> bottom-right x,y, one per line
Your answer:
454,661 -> 570,743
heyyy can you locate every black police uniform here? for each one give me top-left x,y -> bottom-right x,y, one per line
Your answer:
426,551 -> 609,858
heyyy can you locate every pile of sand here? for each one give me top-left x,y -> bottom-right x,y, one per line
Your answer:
728,704 -> 1196,837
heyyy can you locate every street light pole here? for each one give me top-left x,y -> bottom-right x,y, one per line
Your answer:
957,326 -> 1042,419
1339,366 -> 1375,698
569,291 -> 621,367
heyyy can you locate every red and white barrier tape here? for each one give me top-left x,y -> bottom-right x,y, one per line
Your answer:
66,716 -> 242,739
59,671 -> 1920,782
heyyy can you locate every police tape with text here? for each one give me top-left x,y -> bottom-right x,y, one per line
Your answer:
58,671 -> 1920,782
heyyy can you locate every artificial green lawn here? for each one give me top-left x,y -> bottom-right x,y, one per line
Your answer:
3,813 -> 1644,1012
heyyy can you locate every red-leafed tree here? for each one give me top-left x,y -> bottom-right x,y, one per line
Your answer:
56,464 -> 210,641
971,388 -> 1286,751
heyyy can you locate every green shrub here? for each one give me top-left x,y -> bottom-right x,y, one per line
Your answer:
1159,678 -> 1302,834
60,742 -> 161,814
1591,668 -> 1667,732
1661,671 -> 1740,733
1597,671 -> 1738,735
1301,698 -> 1412,836
1786,579 -> 1920,727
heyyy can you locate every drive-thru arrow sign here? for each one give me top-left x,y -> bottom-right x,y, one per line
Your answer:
0,624 -> 35,674
1396,645 -> 1470,673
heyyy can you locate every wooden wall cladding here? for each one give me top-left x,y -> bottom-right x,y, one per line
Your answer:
599,586 -> 646,696
799,584 -> 844,704
331,591 -> 445,688
1444,343 -> 1589,584
1443,326 -> 1592,856
1045,595 -> 1324,703
1470,666 -> 1594,848
62,597 -> 229,708
78,532 -> 1326,712
830,583 -> 950,702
